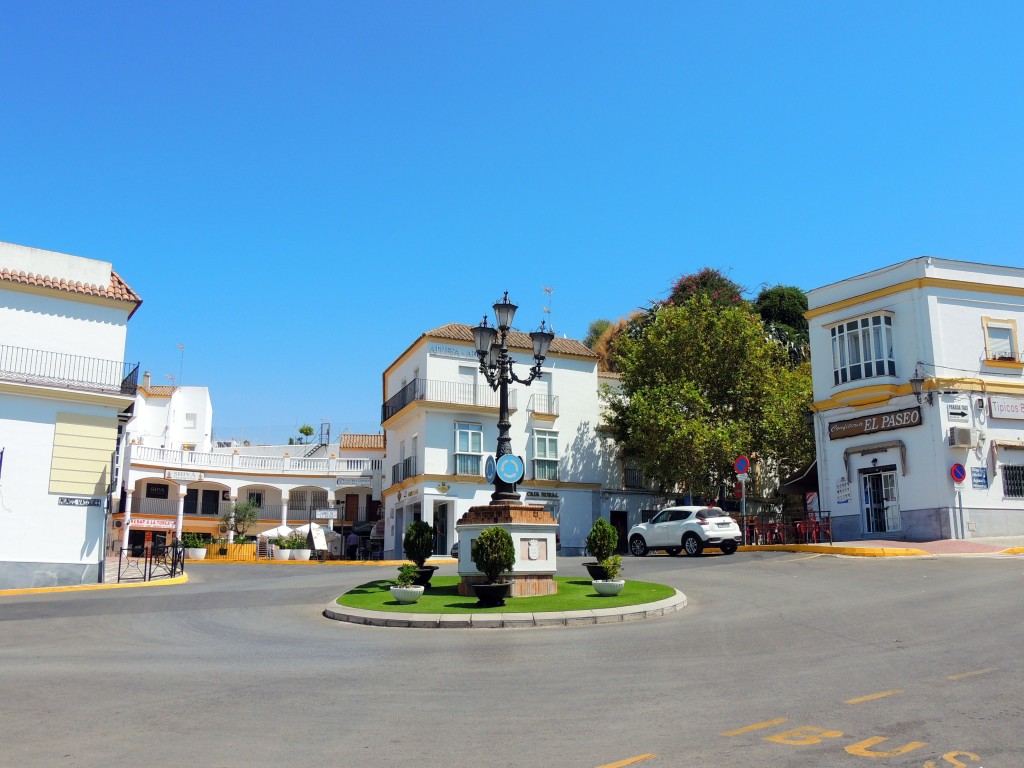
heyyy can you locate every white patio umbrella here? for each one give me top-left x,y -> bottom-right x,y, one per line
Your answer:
257,524 -> 294,539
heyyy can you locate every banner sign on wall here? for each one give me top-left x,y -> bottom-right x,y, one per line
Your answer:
828,407 -> 922,440
989,396 -> 1024,420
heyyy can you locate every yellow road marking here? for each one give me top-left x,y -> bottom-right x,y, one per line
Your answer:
948,667 -> 997,681
845,689 -> 903,704
720,718 -> 787,736
596,754 -> 656,768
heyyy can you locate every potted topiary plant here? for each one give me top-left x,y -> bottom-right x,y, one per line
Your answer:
470,526 -> 516,607
583,518 -> 618,580
389,563 -> 425,604
591,554 -> 625,596
403,519 -> 437,588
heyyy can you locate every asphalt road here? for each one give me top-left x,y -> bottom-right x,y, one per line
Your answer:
0,552 -> 1020,768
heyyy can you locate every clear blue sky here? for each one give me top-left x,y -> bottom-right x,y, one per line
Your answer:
4,2 -> 1023,443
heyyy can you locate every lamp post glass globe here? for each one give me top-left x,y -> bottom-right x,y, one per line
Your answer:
492,293 -> 518,330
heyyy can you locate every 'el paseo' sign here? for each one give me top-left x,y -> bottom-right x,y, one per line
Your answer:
828,406 -> 921,440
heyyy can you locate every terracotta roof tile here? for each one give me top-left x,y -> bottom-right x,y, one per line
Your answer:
340,433 -> 385,450
425,323 -> 596,358
141,385 -> 178,396
0,267 -> 142,306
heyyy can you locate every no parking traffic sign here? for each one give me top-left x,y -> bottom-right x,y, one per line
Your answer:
734,455 -> 750,474
951,463 -> 967,488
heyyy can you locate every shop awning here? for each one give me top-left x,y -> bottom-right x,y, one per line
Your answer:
779,460 -> 818,495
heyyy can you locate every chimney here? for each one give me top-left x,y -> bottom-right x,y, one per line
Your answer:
142,371 -> 151,389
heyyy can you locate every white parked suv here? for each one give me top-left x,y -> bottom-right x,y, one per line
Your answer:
627,506 -> 741,557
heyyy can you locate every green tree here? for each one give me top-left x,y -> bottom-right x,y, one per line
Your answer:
221,499 -> 260,539
754,285 -> 809,360
297,424 -> 315,444
606,295 -> 813,499
583,319 -> 612,349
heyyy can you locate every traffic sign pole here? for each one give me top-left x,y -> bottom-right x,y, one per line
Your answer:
735,456 -> 750,546
950,464 -> 967,539
740,476 -> 747,546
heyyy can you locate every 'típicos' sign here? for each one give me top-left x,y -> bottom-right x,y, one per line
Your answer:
828,407 -> 922,440
989,396 -> 1024,420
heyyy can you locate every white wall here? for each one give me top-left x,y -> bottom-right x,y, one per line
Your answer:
0,394 -> 112,568
0,288 -> 130,363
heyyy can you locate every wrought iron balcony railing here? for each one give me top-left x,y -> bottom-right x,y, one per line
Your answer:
391,456 -> 418,484
527,393 -> 559,416
382,378 -> 516,422
0,344 -> 139,395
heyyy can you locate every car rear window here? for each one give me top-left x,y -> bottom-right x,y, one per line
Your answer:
696,509 -> 727,520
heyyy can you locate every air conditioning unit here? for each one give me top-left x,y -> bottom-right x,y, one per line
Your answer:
113,519 -> 124,529
947,427 -> 979,448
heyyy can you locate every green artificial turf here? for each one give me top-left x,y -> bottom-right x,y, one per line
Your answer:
336,575 -> 676,613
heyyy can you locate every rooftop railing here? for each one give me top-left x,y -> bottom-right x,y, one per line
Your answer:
131,445 -> 382,477
0,344 -> 138,395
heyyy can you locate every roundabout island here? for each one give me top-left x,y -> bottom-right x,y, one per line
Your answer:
324,575 -> 687,629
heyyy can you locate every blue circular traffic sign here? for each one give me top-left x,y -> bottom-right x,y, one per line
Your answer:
734,455 -> 750,474
951,463 -> 967,483
495,454 -> 525,484
484,455 -> 496,484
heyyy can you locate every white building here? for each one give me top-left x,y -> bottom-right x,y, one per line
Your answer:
380,323 -> 656,558
807,256 -> 1024,541
115,381 -> 385,549
0,241 -> 141,588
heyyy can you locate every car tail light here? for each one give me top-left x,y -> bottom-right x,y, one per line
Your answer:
698,519 -> 709,526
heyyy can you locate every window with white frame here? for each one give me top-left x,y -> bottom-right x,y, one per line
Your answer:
533,429 -> 558,481
454,422 -> 482,475
830,313 -> 896,385
983,317 -> 1019,362
185,412 -> 197,428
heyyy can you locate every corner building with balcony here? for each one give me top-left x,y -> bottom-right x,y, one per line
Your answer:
380,323 -> 656,559
807,256 -> 1024,541
0,241 -> 141,589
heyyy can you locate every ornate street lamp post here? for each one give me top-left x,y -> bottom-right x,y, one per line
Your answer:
472,292 -> 554,504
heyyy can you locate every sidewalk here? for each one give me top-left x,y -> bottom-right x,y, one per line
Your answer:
744,535 -> 1024,557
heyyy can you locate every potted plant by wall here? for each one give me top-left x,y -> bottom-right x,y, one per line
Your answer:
181,532 -> 207,560
272,536 -> 291,560
288,531 -> 312,561
591,554 -> 625,596
403,519 -> 438,588
389,563 -> 425,604
470,526 -> 516,607
583,518 -> 618,580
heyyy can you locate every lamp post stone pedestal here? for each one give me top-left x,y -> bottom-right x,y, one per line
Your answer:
456,501 -> 558,597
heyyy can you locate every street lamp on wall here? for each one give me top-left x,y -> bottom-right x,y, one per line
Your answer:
473,292 -> 555,504
909,367 -> 933,405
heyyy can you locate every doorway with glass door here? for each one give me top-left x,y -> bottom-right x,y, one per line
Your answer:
861,466 -> 901,535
